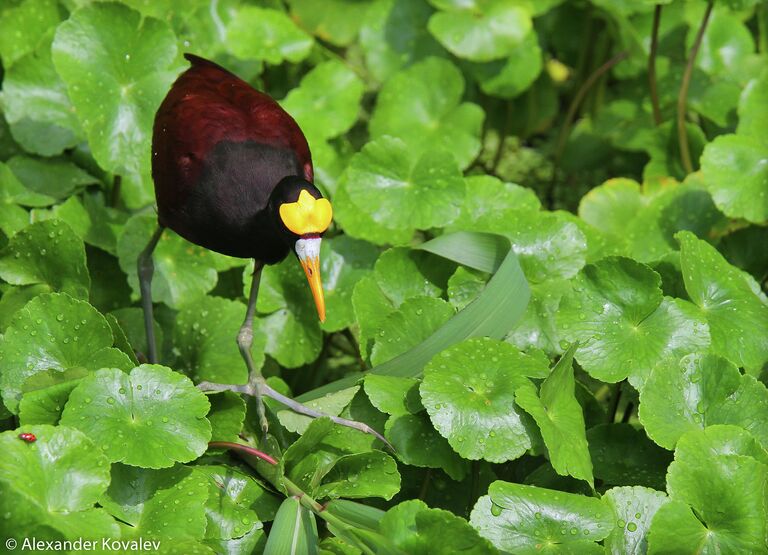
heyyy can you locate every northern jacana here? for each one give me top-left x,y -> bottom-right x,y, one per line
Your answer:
138,54 -> 383,441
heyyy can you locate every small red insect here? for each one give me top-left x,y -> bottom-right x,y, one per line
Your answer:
18,432 -> 36,442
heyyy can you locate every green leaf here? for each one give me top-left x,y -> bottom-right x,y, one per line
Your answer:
700,134 -> 768,224
117,213 -> 219,309
373,248 -> 446,306
465,30 -> 542,98
603,486 -> 668,555
0,292 -> 132,413
100,464 -> 208,540
651,426 -> 768,553
509,211 -> 587,284
288,0 -> 372,46
8,155 -> 97,202
587,424 -> 672,491
515,345 -> 593,484
264,497 -> 318,555
0,159 -> 57,208
197,464 -> 276,538
0,219 -> 89,299
207,392 -> 246,443
471,481 -> 614,554
427,1 -> 532,62
578,178 -> 725,263
282,60 -> 364,144
318,236 -> 379,333
507,279 -> 571,356
332,180 -> 414,246
371,297 -> 454,366
253,258 -> 322,368
380,499 -> 496,554
737,70 -> 768,140
316,451 -> 401,500
52,3 -> 179,176
108,307 -> 158,364
60,365 -> 211,468
299,232 -> 530,400
1,37 -> 82,156
385,413 -> 468,481
359,0 -> 444,83
175,295 -> 264,385
282,417 -> 377,494
18,378 -> 82,426
0,424 -> 118,539
421,338 -> 538,463
639,353 -> 768,450
0,424 -> 110,511
558,257 -> 710,385
678,231 -> 768,370
446,267 -> 488,310
227,6 -> 313,65
364,375 -> 422,417
0,0 -> 61,67
449,175 -> 541,234
370,58 -> 483,169
340,137 -> 466,233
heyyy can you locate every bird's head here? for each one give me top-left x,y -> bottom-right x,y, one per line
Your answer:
270,176 -> 333,322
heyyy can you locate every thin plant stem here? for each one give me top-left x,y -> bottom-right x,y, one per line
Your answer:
281,477 -> 377,555
649,5 -> 663,126
111,175 -> 122,208
208,441 -> 278,465
492,101 -> 514,173
607,381 -> 623,424
548,50 -> 628,208
677,1 -> 713,175
621,401 -> 634,424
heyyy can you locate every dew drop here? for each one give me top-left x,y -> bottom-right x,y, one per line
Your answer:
106,397 -> 115,405
627,522 -> 637,532
490,503 -> 502,517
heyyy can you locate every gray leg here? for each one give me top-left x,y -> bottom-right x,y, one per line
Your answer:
137,226 -> 164,364
199,260 -> 392,449
237,261 -> 268,435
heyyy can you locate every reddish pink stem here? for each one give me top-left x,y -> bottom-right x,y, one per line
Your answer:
208,441 -> 278,465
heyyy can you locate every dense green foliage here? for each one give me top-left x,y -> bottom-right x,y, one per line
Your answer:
1,0 -> 767,553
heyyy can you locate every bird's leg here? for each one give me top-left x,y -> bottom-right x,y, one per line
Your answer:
137,225 -> 164,363
237,261 -> 269,436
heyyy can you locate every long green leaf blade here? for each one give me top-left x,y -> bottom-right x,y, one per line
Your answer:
298,232 -> 529,400
264,497 -> 318,555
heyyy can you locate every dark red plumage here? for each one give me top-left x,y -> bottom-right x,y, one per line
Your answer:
151,54 -> 315,260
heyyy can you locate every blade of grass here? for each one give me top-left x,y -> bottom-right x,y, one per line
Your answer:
678,1 -> 713,174
297,232 -> 530,401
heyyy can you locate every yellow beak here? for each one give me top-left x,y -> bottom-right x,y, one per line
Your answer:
300,255 -> 325,322
295,237 -> 325,322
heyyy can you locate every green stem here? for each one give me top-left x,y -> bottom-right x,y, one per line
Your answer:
548,50 -> 628,208
677,1 -> 713,175
607,381 -> 623,424
111,175 -> 122,208
648,5 -> 663,126
492,101 -> 514,173
282,477 -> 377,555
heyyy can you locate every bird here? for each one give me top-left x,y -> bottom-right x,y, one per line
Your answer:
138,53 -> 335,436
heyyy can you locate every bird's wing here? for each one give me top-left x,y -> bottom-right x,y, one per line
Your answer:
153,54 -> 313,200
